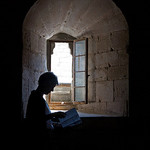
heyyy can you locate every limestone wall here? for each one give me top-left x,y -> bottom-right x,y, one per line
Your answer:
78,30 -> 129,116
22,0 -> 129,116
22,30 -> 47,117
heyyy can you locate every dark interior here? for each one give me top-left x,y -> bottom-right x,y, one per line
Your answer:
1,0 -> 148,149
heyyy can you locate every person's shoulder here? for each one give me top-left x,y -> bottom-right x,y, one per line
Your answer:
29,90 -> 38,99
29,90 -> 43,102
31,90 -> 36,94
30,90 -> 36,96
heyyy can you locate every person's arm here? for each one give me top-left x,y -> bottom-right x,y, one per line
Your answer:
45,112 -> 66,121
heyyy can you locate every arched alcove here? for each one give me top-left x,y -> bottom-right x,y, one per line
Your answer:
22,0 -> 129,117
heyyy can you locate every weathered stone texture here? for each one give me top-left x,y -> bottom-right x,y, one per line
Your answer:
118,50 -> 129,66
95,51 -> 120,68
107,51 -> 119,67
96,81 -> 113,102
96,34 -> 111,53
77,102 -> 107,114
114,79 -> 129,102
88,70 -> 95,82
110,30 -> 129,50
22,30 -> 47,117
88,81 -> 96,103
107,65 -> 128,80
107,101 -> 125,115
22,0 -> 129,116
87,29 -> 128,115
95,68 -> 107,81
95,53 -> 109,68
88,54 -> 95,71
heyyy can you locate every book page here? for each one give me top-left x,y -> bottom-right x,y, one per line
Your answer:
59,108 -> 82,128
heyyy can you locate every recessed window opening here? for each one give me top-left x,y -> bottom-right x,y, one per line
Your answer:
49,42 -> 73,107
51,42 -> 72,84
47,39 -> 88,110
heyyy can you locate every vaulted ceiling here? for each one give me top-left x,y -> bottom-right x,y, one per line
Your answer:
23,0 -> 127,39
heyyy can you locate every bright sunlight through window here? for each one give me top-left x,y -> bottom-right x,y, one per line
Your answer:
51,42 -> 72,84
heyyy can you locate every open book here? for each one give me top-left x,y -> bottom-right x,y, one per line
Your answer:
58,108 -> 82,128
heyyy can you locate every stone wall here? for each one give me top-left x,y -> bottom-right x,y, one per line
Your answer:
78,30 -> 129,116
22,0 -> 129,116
22,30 -> 47,117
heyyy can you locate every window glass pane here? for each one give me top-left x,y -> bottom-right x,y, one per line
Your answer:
75,88 -> 85,102
75,40 -> 86,56
75,72 -> 85,86
75,56 -> 85,71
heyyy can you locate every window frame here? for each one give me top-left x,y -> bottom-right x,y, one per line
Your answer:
73,38 -> 88,104
46,38 -> 88,108
47,40 -> 73,105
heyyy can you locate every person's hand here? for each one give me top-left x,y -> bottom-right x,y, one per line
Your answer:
53,112 -> 66,118
52,122 -> 62,128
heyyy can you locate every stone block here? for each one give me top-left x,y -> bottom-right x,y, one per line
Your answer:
33,71 -> 41,85
108,13 -> 128,32
108,65 -> 128,80
31,32 -> 38,53
77,102 -> 107,114
22,67 -> 29,80
54,86 -> 71,92
51,91 -> 71,102
107,51 -> 119,67
88,53 -> 95,70
77,103 -> 94,113
95,53 -> 108,68
22,50 -> 29,67
88,81 -> 96,102
118,50 -> 129,66
38,36 -> 46,54
23,30 -> 31,51
95,51 -> 119,68
23,48 -> 46,73
96,81 -> 113,102
94,102 -> 107,113
29,73 -> 36,92
40,54 -> 47,72
97,34 -> 111,53
88,36 -> 97,54
107,101 -> 125,115
88,70 -> 95,81
29,53 -> 43,72
114,79 -> 129,102
110,30 -> 129,50
95,68 -> 107,81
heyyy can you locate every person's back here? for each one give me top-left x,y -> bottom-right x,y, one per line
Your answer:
26,90 -> 47,131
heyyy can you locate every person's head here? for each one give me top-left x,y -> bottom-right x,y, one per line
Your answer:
38,72 -> 58,94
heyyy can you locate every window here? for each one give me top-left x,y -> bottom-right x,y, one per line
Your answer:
47,38 -> 88,109
51,42 -> 72,84
73,39 -> 88,103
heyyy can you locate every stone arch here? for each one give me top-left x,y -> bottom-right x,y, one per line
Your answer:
22,0 -> 129,117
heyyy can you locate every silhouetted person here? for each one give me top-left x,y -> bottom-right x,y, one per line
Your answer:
25,72 -> 66,148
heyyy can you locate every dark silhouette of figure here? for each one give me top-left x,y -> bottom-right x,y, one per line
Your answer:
25,72 -> 66,148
